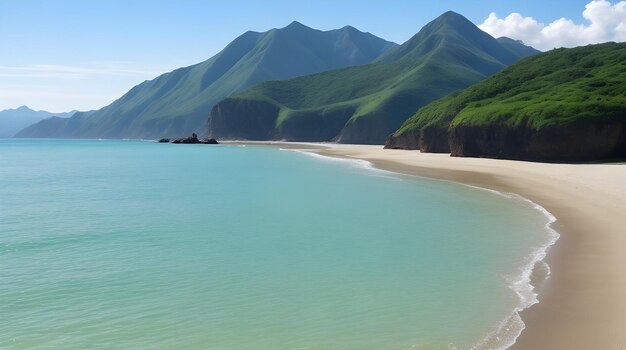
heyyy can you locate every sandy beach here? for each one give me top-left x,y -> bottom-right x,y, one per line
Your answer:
238,142 -> 626,349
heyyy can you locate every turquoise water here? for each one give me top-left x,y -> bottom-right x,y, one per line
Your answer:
0,140 -> 556,349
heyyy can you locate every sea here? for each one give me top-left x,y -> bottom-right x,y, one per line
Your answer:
0,139 -> 558,350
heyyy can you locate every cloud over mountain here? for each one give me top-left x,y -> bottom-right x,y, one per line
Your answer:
479,0 -> 626,51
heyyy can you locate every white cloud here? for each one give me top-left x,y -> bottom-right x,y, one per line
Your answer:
0,61 -> 176,111
478,0 -> 626,51
0,62 -> 164,80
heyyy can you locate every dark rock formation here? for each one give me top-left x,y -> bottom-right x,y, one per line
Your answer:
385,126 -> 450,152
158,138 -> 170,143
171,133 -> 201,144
168,133 -> 219,144
385,130 -> 420,150
276,107 -> 354,142
419,126 -> 451,153
448,117 -> 626,162
337,114 -> 391,145
208,98 -> 279,140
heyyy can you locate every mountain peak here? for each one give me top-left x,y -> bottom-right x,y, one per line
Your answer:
283,20 -> 309,31
439,10 -> 464,19
16,105 -> 32,111
375,10 -> 503,64
428,10 -> 476,30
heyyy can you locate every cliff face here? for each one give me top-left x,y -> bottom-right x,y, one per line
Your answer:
448,118 -> 626,162
208,99 -> 357,142
276,107 -> 354,142
337,114 -> 391,144
387,117 -> 626,162
207,98 -> 279,140
384,129 -> 420,150
385,125 -> 450,152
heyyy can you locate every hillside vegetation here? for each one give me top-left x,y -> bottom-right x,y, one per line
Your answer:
387,42 -> 626,161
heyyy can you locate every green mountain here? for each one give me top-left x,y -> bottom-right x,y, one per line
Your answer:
0,106 -> 75,138
387,42 -> 626,161
21,22 -> 395,139
207,11 -> 539,144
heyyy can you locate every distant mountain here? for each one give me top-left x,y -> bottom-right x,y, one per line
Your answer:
386,42 -> 626,161
22,22 -> 396,139
0,106 -> 76,138
15,111 -> 95,138
207,11 -> 539,144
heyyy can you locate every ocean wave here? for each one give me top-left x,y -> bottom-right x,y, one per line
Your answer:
449,185 -> 560,350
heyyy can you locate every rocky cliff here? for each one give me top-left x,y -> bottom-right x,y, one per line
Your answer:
208,98 -> 279,140
448,118 -> 625,161
387,43 -> 626,162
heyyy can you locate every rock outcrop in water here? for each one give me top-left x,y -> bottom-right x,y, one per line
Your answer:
161,134 -> 219,144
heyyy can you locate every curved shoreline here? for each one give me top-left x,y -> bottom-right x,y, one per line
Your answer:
451,187 -> 560,350
291,147 -> 561,349
310,145 -> 626,349
231,142 -> 626,349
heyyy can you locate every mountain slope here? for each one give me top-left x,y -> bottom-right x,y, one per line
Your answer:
0,106 -> 75,138
387,42 -> 626,161
15,111 -> 95,138
23,22 -> 395,139
207,11 -> 539,144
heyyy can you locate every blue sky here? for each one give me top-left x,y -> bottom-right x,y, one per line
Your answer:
0,0 -> 621,112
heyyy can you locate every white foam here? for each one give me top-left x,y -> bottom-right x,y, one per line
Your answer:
451,185 -> 560,350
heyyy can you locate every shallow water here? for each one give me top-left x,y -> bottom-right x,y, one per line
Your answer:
0,140 -> 555,349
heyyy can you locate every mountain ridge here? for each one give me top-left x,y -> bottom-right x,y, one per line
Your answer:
20,22 -> 396,139
0,106 -> 76,138
207,11 -> 539,144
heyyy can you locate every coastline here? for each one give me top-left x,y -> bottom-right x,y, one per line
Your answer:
227,141 -> 626,349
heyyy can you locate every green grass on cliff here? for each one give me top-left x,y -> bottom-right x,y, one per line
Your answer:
394,42 -> 626,136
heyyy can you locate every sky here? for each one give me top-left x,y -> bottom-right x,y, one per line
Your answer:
0,0 -> 624,112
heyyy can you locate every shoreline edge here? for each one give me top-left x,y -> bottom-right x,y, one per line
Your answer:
231,141 -> 626,349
